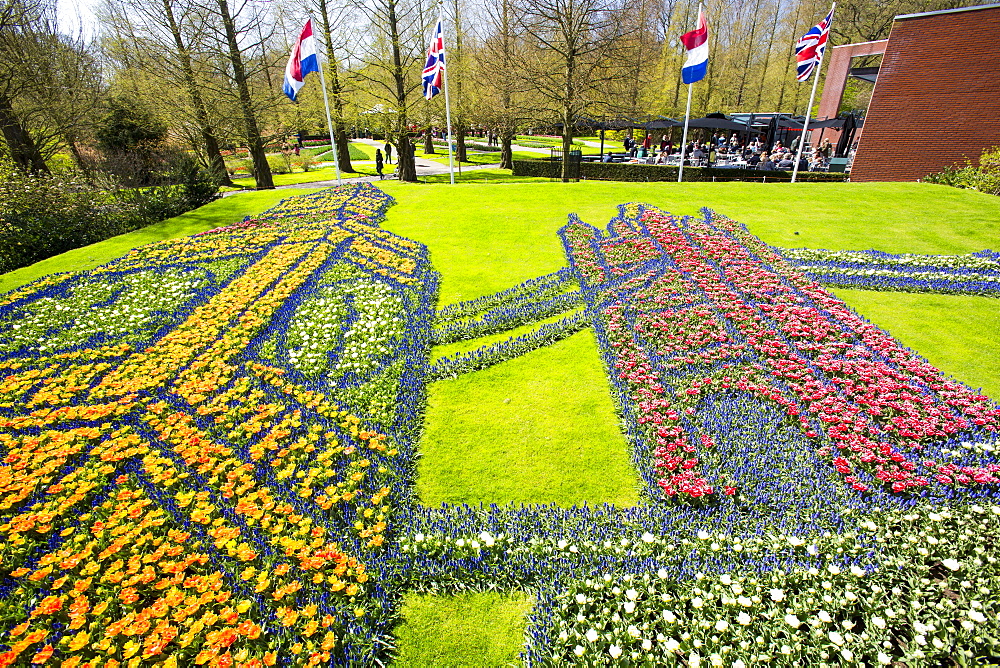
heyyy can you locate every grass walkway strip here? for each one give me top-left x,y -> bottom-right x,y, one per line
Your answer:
393,591 -> 532,667
418,328 -> 639,507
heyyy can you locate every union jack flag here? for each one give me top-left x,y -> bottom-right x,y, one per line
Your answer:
795,6 -> 834,81
422,19 -> 446,100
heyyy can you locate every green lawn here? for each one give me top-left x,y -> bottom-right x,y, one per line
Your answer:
418,329 -> 638,507
375,180 -> 1000,305
393,592 -> 532,667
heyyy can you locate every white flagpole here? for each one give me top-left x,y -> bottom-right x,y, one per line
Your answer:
313,17 -> 341,185
678,84 -> 693,183
439,4 -> 456,185
678,2 -> 702,183
792,2 -> 835,184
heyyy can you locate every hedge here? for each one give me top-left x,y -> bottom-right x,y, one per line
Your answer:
511,159 -> 848,183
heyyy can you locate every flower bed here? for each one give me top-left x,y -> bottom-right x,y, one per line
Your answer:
0,183 -> 437,666
560,204 -> 1000,502
778,247 -> 1000,297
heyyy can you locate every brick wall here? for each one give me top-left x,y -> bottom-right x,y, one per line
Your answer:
850,5 -> 1000,182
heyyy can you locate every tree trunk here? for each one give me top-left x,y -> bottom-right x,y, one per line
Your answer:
424,127 -> 435,153
318,0 -> 355,173
0,93 -> 49,174
387,0 -> 417,182
561,107 -> 573,182
455,126 -> 467,163
216,0 -> 272,189
396,132 -> 416,181
163,0 -> 232,186
66,136 -> 90,177
499,130 -> 513,170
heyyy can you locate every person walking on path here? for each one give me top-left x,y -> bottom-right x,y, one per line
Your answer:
375,149 -> 384,180
384,142 -> 393,164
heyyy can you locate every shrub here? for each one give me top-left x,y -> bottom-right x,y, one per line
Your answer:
923,146 -> 1000,196
291,154 -> 318,172
0,158 -> 218,274
512,159 -> 848,183
267,153 -> 291,174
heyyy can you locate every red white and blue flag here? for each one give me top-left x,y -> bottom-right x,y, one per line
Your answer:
680,6 -> 708,84
795,6 -> 834,81
283,19 -> 320,101
423,19 -> 446,100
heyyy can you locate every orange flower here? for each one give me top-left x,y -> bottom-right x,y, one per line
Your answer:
29,645 -> 54,664
263,652 -> 277,667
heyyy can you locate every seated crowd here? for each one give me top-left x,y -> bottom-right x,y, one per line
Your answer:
617,132 -> 835,171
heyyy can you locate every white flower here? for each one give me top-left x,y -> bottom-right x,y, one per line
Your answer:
914,634 -> 927,646
689,652 -> 701,668
871,616 -> 886,629
710,654 -> 724,667
414,533 -> 424,542
850,565 -> 866,577
698,530 -> 710,540
841,648 -> 854,661
609,645 -> 622,659
942,558 -> 961,571
878,651 -> 892,665
576,593 -> 587,604
769,589 -> 785,602
641,532 -> 656,543
663,610 -> 677,623
586,629 -> 598,642
785,614 -> 801,628
626,588 -> 639,601
738,596 -> 752,607
733,660 -> 747,668
715,620 -> 729,632
628,625 -> 641,638
738,612 -> 752,625
665,638 -> 680,652
818,610 -> 832,623
574,645 -> 585,657
720,574 -> 732,585
829,631 -> 844,646
642,638 -> 652,651
780,644 -> 792,655
658,568 -> 669,579
623,601 -> 636,614
969,609 -> 987,623
827,564 -> 841,575
479,531 -> 495,547
692,596 -> 704,609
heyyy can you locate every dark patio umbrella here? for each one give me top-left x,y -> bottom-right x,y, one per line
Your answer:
765,116 -> 779,147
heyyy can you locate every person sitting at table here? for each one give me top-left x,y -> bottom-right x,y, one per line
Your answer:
776,152 -> 795,169
808,150 -> 825,171
659,135 -> 668,150
747,151 -> 761,168
758,152 -> 775,170
771,141 -> 784,155
691,144 -> 705,164
642,134 -> 652,151
707,145 -> 717,166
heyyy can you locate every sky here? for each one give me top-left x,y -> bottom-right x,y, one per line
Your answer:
56,0 -> 101,40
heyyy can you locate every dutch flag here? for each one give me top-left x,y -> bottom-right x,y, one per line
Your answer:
680,6 -> 708,85
423,19 -> 446,100
283,19 -> 320,101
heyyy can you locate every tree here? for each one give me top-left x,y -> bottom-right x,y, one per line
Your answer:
313,0 -> 356,172
351,0 -> 428,182
518,0 -> 630,181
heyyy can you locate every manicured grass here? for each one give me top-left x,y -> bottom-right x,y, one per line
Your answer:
834,289 -> 1000,401
418,329 -> 639,507
0,189 -> 319,293
374,181 -> 1000,305
232,164 -> 394,187
430,309 -> 585,362
393,591 -> 532,667
419,169 -> 541,185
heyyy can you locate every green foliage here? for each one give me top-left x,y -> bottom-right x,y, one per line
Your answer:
511,159 -> 848,182
267,153 -> 291,174
95,97 -> 167,152
0,159 -> 217,274
923,146 -> 1000,196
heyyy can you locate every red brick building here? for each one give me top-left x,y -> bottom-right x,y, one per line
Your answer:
849,3 -> 1000,182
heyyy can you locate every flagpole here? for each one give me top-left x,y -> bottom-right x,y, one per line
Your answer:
678,84 -> 693,183
678,2 -> 702,184
439,4 -> 456,185
792,2 -> 835,184
313,17 -> 342,185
